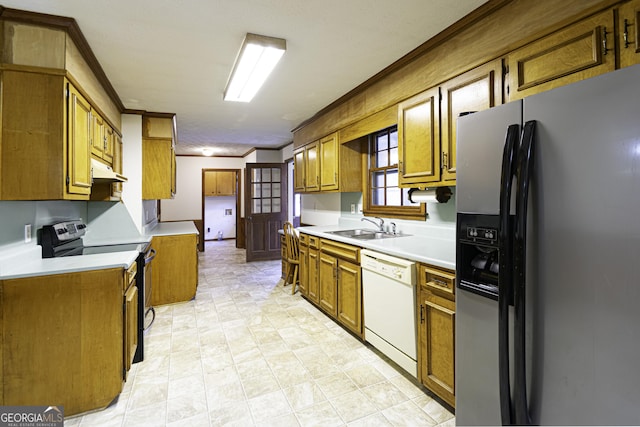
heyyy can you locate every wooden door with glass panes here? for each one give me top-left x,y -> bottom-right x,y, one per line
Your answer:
245,164 -> 287,262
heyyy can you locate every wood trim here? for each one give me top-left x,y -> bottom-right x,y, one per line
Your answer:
291,0 -> 512,133
293,0 -> 622,145
0,6 -> 125,112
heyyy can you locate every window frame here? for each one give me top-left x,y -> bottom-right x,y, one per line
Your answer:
363,126 -> 426,220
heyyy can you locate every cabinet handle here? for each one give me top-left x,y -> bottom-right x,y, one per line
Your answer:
442,152 -> 448,169
624,19 -> 633,49
317,175 -> 319,186
399,160 -> 403,174
334,172 -> 337,183
602,26 -> 610,55
430,278 -> 449,288
420,304 -> 425,324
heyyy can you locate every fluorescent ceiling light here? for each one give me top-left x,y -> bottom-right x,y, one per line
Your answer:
224,33 -> 286,102
202,148 -> 214,156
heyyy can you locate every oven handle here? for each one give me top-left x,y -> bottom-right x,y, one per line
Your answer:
144,248 -> 156,265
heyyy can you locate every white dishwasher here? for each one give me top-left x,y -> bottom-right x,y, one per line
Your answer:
360,249 -> 417,378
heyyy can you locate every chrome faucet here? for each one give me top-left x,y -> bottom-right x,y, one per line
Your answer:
361,216 -> 384,232
390,222 -> 397,235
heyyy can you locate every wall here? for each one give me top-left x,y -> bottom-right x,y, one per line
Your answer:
203,196 -> 236,240
121,114 -> 144,232
300,193 -> 342,226
161,156 -> 245,221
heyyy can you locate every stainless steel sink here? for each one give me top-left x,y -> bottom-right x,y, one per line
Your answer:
326,229 -> 410,240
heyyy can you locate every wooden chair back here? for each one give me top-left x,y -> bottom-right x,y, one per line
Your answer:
283,221 -> 299,263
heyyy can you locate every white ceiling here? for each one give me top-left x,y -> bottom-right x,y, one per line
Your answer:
3,0 -> 487,156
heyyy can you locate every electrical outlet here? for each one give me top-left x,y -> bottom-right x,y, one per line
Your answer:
24,224 -> 32,243
350,204 -> 356,214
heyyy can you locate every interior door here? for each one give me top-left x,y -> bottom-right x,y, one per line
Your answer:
245,163 -> 287,262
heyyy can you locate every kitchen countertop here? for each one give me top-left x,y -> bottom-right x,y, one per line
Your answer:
297,225 -> 455,270
0,221 -> 199,280
145,221 -> 199,237
0,250 -> 139,280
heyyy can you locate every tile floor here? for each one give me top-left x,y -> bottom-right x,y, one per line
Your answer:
67,239 -> 455,426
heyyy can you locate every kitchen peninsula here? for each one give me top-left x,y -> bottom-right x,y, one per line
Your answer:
0,220 -> 198,416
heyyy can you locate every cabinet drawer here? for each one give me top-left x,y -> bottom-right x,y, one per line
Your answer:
300,233 -> 309,246
125,262 -> 137,291
320,239 -> 359,263
420,264 -> 455,298
308,235 -> 320,249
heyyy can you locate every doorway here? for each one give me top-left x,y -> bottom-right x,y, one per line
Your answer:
201,169 -> 241,251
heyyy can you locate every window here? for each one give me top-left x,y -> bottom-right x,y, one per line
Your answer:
364,126 -> 426,219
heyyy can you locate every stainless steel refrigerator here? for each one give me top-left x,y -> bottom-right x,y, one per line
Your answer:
455,64 -> 640,426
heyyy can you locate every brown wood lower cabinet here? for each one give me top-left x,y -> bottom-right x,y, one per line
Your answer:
417,264 -> 456,408
151,233 -> 198,306
299,234 -> 320,304
298,234 -> 363,338
0,268 -> 128,415
124,262 -> 138,380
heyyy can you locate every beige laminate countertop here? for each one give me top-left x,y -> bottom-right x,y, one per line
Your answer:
297,225 -> 455,271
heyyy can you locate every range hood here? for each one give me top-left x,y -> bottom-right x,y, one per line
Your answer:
91,159 -> 127,182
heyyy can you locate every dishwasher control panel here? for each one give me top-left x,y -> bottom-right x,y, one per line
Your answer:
360,249 -> 416,285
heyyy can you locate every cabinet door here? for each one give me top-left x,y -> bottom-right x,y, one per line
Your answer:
337,259 -> 362,336
142,137 -> 173,199
307,246 -> 320,304
151,234 -> 198,306
318,252 -> 338,316
293,148 -> 306,192
507,10 -> 615,101
305,141 -> 320,192
398,86 -> 441,186
320,132 -> 339,191
171,145 -> 177,197
419,289 -> 456,407
67,84 -> 92,196
124,283 -> 138,379
203,170 -> 217,196
216,171 -> 236,195
440,59 -> 503,183
112,134 -> 123,199
103,124 -> 114,164
298,243 -> 308,296
91,111 -> 105,159
619,0 -> 640,68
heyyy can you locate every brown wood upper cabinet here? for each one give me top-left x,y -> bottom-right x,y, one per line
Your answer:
294,132 -> 362,193
398,60 -> 502,187
440,59 -> 503,183
0,70 -> 93,200
142,115 -> 177,200
507,10 -> 616,101
204,170 -> 236,196
91,111 -> 114,165
619,0 -> 640,68
294,140 -> 320,192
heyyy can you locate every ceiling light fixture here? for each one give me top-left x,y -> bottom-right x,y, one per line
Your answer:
202,148 -> 214,156
223,33 -> 286,103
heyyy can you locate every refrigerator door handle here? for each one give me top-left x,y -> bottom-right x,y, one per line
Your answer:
513,120 -> 537,426
498,123 -> 520,425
